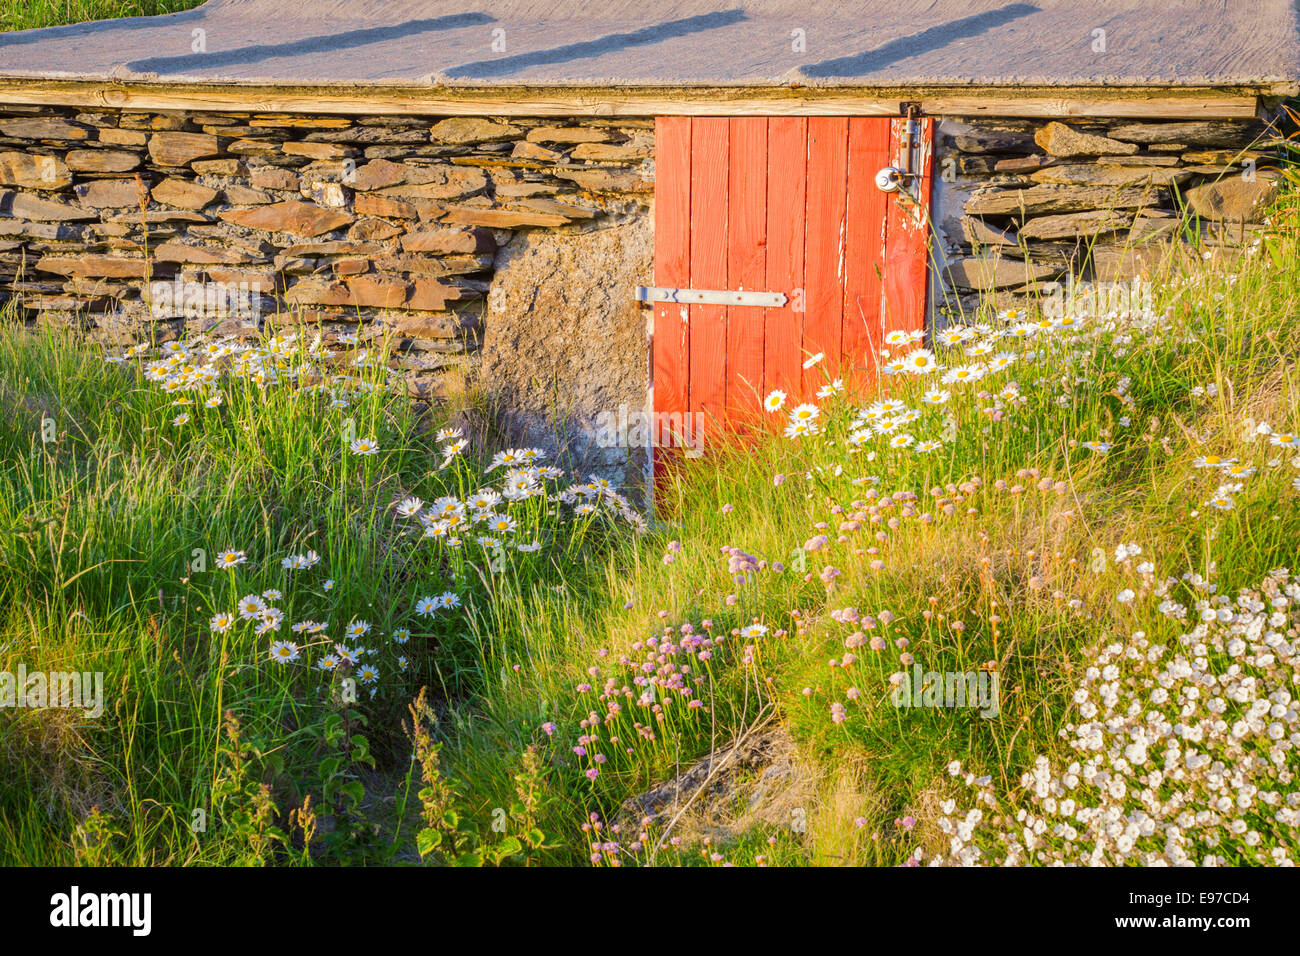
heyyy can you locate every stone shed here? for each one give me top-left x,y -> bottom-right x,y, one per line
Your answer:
0,1 -> 1297,486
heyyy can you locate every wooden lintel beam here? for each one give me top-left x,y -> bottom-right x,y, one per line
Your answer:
0,81 -> 1267,120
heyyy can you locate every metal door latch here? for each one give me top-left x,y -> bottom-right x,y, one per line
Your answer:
877,103 -> 923,195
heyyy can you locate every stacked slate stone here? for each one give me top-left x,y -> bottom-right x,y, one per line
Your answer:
937,116 -> 1279,314
0,106 -> 652,399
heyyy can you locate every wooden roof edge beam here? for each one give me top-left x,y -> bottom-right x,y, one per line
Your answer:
0,81 -> 1276,120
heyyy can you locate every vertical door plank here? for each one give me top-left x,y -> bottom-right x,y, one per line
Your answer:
842,117 -> 892,390
654,113 -> 933,474
652,117 -> 692,466
883,116 -> 934,345
763,116 -> 806,410
688,117 -> 730,432
802,116 -> 849,395
725,117 -> 768,417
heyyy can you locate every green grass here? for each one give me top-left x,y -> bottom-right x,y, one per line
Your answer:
4,182 -> 1297,864
0,0 -> 202,32
1,109 -> 1299,863
0,316 -> 651,863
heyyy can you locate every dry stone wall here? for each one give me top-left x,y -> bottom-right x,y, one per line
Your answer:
1,104 -> 1285,490
0,105 -> 653,407
932,115 -> 1281,315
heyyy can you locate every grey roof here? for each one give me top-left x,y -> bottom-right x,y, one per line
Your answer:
0,0 -> 1297,90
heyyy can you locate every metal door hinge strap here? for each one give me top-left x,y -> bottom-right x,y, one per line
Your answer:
636,286 -> 787,307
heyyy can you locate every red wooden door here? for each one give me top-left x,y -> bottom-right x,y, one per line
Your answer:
652,115 -> 933,450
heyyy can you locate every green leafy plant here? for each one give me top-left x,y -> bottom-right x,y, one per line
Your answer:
211,710 -> 288,866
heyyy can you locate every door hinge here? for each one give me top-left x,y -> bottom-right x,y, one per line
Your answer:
636,287 -> 787,308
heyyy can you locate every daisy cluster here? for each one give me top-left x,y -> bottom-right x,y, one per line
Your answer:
928,567 -> 1300,866
108,331 -> 384,420
758,307 -> 1140,459
847,397 -> 950,454
392,446 -> 647,551
1188,434 -> 1300,514
208,548 -> 417,696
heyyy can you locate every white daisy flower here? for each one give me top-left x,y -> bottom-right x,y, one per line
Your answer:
269,641 -> 300,664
